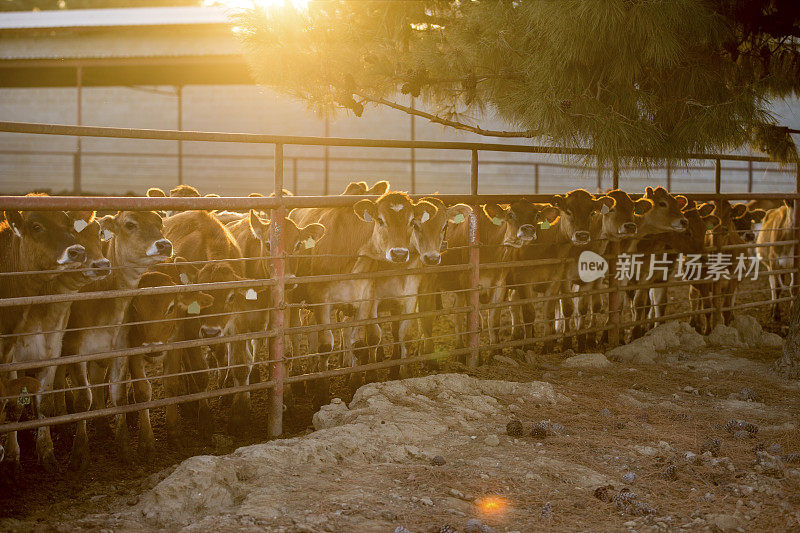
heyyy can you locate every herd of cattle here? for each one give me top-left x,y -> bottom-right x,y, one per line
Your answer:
0,181 -> 795,478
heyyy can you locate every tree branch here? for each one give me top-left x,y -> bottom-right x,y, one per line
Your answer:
353,91 -> 540,138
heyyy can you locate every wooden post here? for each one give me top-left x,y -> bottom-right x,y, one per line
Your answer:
177,85 -> 183,186
612,159 -> 620,190
74,66 -> 82,195
747,160 -> 753,193
268,143 -> 285,438
468,150 -> 481,367
596,162 -> 602,193
323,114 -> 330,195
410,97 -> 416,194
713,158 -> 724,328
534,162 -> 540,194
793,163 -> 800,295
608,239 -> 621,346
666,161 -> 672,190
292,157 -> 298,195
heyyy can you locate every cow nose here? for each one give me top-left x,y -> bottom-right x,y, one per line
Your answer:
422,252 -> 441,266
674,218 -> 688,230
155,239 -> 172,255
199,325 -> 221,338
518,224 -> 536,239
389,248 -> 409,263
61,244 -> 86,265
88,259 -> 111,277
574,231 -> 590,243
621,222 -> 637,235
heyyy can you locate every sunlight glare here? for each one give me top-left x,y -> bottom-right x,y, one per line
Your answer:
204,0 -> 309,10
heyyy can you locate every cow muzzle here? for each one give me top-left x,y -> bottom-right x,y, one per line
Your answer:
147,238 -> 173,258
387,247 -> 410,263
517,224 -> 537,242
421,252 -> 441,266
672,218 -> 688,231
57,244 -> 86,268
619,222 -> 637,236
200,325 -> 222,338
572,231 -> 591,245
85,258 -> 111,279
743,231 -> 755,243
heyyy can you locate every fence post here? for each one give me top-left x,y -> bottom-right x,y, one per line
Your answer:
747,160 -> 753,193
534,162 -> 540,194
794,163 -> 800,295
712,158 -> 724,328
666,161 -> 671,190
72,153 -> 82,195
268,143 -> 285,438
292,157 -> 298,195
468,149 -> 481,368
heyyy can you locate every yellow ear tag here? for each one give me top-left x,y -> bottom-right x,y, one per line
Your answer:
187,301 -> 201,315
245,288 -> 258,300
179,273 -> 190,285
452,213 -> 465,224
540,220 -> 550,230
492,217 -> 503,226
18,387 -> 30,406
706,222 -> 714,230
303,236 -> 316,249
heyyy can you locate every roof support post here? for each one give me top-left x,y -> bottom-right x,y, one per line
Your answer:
73,65 -> 82,195
268,142 -> 285,438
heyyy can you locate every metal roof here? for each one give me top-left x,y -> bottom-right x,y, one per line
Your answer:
0,6 -> 233,31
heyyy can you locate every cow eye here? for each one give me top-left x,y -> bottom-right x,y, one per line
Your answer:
507,211 -> 515,220
658,201 -> 667,208
377,217 -> 386,226
31,222 -> 44,233
125,221 -> 137,231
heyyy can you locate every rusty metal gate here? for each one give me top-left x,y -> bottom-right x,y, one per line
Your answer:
0,120 -> 797,455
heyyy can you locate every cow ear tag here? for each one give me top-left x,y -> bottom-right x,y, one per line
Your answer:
706,222 -> 714,230
303,236 -> 316,249
540,220 -> 550,230
600,204 -> 610,215
73,219 -> 88,233
18,387 -> 30,407
245,288 -> 258,300
452,213 -> 465,224
187,301 -> 201,315
179,273 -> 190,285
492,217 -> 503,226
102,229 -> 114,241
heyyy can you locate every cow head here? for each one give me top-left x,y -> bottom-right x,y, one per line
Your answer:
130,271 -> 213,348
550,189 -> 613,245
409,198 -> 450,265
354,191 -> 415,264
484,200 -> 559,248
342,181 -> 368,195
99,211 -> 172,266
715,201 -> 766,243
601,189 -> 653,240
642,186 -> 689,232
666,201 -> 719,254
248,210 -> 326,282
3,207 -> 86,274
194,262 -> 268,339
170,184 -> 201,198
61,211 -> 111,287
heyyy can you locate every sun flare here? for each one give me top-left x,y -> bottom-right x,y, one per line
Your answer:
204,0 -> 310,10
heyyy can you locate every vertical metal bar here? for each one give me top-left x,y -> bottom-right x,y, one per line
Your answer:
323,114 -> 330,195
74,66 -> 82,195
410,97 -> 416,194
612,159 -> 619,190
177,85 -> 183,186
292,157 -> 298,195
468,150 -> 480,367
608,240 -> 621,347
268,143 -> 285,438
666,161 -> 672,190
712,158 -> 723,328
747,160 -> 753,193
793,163 -> 800,295
596,162 -> 602,192
534,162 -> 540,194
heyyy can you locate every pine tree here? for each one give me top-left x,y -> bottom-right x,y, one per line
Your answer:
235,0 -> 800,167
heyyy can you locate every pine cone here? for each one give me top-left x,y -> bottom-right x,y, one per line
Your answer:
630,500 -> 657,516
506,419 -> 524,437
531,420 -> 549,438
661,464 -> 678,481
439,525 -> 458,533
724,419 -> 740,434
701,438 -> 721,456
613,488 -> 638,503
541,501 -> 552,520
784,453 -> 799,464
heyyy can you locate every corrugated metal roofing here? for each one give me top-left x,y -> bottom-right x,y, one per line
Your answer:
0,6 -> 234,31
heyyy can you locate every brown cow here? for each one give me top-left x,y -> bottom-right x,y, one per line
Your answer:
0,376 -> 40,466
289,186 -> 423,403
756,203 -> 796,322
127,268 -> 213,459
63,211 -> 171,470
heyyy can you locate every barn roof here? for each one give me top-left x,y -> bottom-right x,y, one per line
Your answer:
0,7 -> 253,87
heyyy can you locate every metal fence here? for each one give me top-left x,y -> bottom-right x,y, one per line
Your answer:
0,120 -> 798,469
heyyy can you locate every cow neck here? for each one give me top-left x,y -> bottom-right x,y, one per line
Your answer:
588,213 -> 609,254
103,237 -> 150,291
478,211 -> 510,262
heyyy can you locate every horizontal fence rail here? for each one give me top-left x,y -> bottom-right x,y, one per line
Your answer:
0,120 -> 798,474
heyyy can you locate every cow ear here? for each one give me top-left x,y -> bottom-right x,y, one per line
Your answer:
550,194 -> 565,210
675,195 -> 688,210
7,376 -> 41,396
645,186 -> 654,198
97,214 -> 118,235
299,222 -> 325,244
595,196 -> 616,211
750,208 -> 766,222
249,192 -> 264,198
343,181 -> 368,195
698,202 -> 715,217
731,203 -> 748,219
633,198 -> 653,215
482,203 -> 506,220
197,292 -> 215,309
367,181 -> 390,196
446,204 -> 471,223
249,210 -> 269,242
146,187 -> 166,198
354,199 -> 378,223
68,210 -> 96,223
703,215 -> 721,230
541,206 -> 560,222
414,200 -> 437,224
4,211 -> 23,237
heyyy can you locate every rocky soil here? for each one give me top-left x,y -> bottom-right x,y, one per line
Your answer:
1,319 -> 800,532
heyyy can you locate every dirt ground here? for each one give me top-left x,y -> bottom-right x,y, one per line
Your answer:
0,279 -> 798,532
